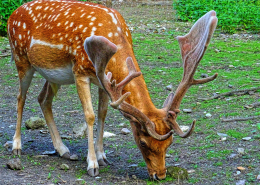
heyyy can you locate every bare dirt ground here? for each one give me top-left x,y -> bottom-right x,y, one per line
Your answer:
1,1 -> 260,185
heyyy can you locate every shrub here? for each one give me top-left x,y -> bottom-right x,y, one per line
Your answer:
173,0 -> 260,33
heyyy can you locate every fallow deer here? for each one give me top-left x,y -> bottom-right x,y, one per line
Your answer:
7,0 -> 218,179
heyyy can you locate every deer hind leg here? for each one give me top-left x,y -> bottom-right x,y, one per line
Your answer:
13,65 -> 35,155
38,81 -> 70,158
95,88 -> 110,166
75,76 -> 98,177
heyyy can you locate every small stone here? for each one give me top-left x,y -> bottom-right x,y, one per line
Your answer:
166,84 -> 173,91
236,179 -> 246,185
103,131 -> 116,138
33,155 -> 48,158
73,122 -> 87,138
217,133 -> 228,137
180,126 -> 189,132
166,154 -> 173,158
221,137 -> 227,141
25,117 -> 46,130
6,158 -> 22,170
75,179 -> 84,185
132,175 -> 137,179
228,153 -> 239,159
242,137 -> 251,141
214,49 -> 220,53
237,148 -> 245,155
128,164 -> 138,168
205,113 -> 212,118
40,130 -> 48,134
121,128 -> 130,135
95,176 -> 101,180
183,109 -> 192,113
200,73 -> 209,78
229,65 -> 234,68
61,135 -> 72,140
4,141 -> 13,149
70,154 -> 78,161
0,131 -> 3,137
237,166 -> 246,171
257,174 -> 260,180
228,84 -> 233,88
187,169 -> 195,174
60,163 -> 69,170
42,150 -> 56,155
119,123 -> 126,127
236,171 -> 241,175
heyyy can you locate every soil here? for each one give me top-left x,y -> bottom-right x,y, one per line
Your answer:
0,1 -> 260,185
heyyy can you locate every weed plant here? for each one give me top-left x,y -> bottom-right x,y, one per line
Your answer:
173,0 -> 260,33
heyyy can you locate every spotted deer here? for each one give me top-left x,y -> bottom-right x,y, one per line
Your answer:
7,0 -> 218,179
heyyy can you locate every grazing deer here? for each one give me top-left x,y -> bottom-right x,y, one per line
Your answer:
7,0 -> 217,179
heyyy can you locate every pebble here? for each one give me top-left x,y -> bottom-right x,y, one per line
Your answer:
128,164 -> 138,168
121,128 -> 131,135
187,169 -> 195,174
205,113 -> 212,118
229,65 -> 234,68
4,141 -> 13,149
119,123 -> 126,127
132,175 -> 137,179
0,131 -> 3,137
70,154 -> 79,161
242,137 -> 251,141
236,179 -> 245,185
228,84 -> 233,88
60,163 -> 69,170
61,135 -> 72,140
25,117 -> 46,130
166,84 -> 173,91
217,133 -> 228,137
166,154 -> 173,158
236,171 -> 241,175
75,179 -> 84,185
180,126 -> 189,132
6,158 -> 22,170
103,131 -> 116,138
73,122 -> 87,138
257,174 -> 260,180
183,109 -> 192,113
200,73 -> 209,78
95,176 -> 101,180
228,153 -> 239,159
237,166 -> 245,171
42,150 -> 56,155
237,148 -> 245,155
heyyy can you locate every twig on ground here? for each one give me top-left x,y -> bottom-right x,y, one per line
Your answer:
252,79 -> 260,81
57,176 -> 66,183
198,87 -> 260,101
0,54 -> 11,57
221,115 -> 260,122
244,102 -> 260,109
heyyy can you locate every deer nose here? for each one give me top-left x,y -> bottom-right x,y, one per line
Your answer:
152,173 -> 166,180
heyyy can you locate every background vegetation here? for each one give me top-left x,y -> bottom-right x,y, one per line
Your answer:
173,0 -> 260,33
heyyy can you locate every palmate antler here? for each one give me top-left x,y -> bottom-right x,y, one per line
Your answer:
163,11 -> 218,137
84,36 -> 173,141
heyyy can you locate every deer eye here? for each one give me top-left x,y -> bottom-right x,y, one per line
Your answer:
140,140 -> 147,148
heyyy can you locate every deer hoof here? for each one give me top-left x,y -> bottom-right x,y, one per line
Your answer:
98,159 -> 108,166
12,149 -> 21,156
61,152 -> 70,159
88,168 -> 99,177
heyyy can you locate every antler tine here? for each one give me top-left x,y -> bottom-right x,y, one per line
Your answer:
163,11 -> 218,138
165,10 -> 218,112
84,35 -> 173,141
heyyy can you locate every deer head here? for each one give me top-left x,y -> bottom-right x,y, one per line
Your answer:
84,10 -> 218,180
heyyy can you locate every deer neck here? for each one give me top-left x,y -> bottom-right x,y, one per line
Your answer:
106,53 -> 156,114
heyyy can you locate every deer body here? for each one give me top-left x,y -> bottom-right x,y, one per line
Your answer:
8,0 -> 218,179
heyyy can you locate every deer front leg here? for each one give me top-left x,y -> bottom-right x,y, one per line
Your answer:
13,67 -> 35,155
38,81 -> 70,158
95,88 -> 110,166
75,76 -> 99,177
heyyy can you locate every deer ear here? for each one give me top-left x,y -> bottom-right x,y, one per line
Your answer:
84,35 -> 118,69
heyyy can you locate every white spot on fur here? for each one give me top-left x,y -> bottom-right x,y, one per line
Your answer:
91,27 -> 97,36
13,28 -> 15,34
30,37 -> 64,50
83,27 -> 87,32
70,22 -> 74,27
65,21 -> 69,25
87,15 -> 91,18
89,22 -> 93,26
108,13 -> 117,24
126,32 -> 129,36
19,34 -> 22,40
60,37 -> 63,41
80,13 -> 86,18
23,23 -> 26,29
98,23 -> 103,26
57,23 -> 61,26
65,34 -> 68,38
18,22 -> 21,26
108,32 -> 113,37
79,25 -> 83,28
115,32 -> 118,37
91,17 -> 96,21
